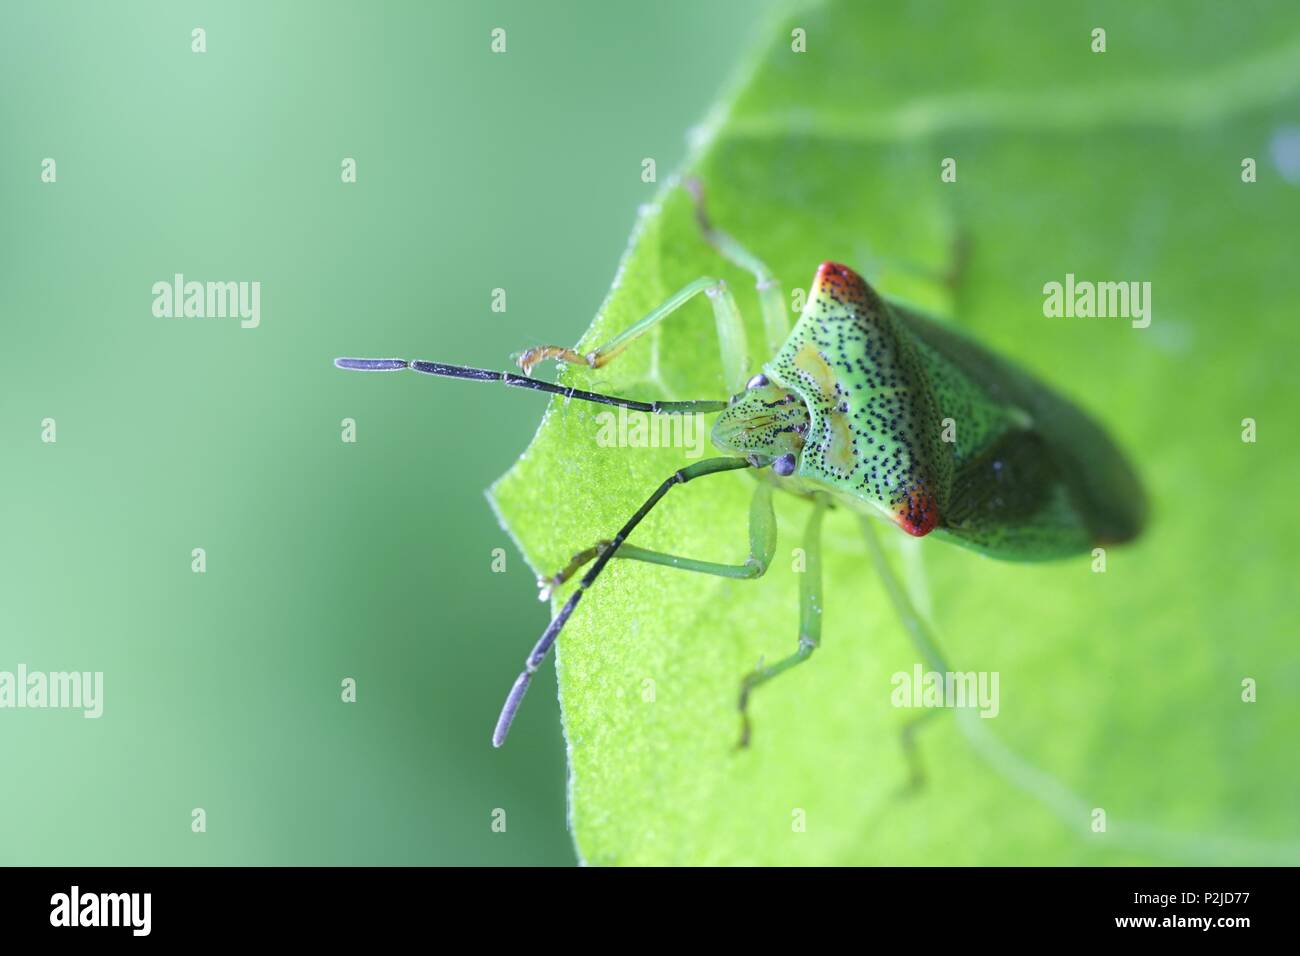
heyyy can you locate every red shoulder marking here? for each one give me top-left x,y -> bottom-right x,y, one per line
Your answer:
895,488 -> 940,537
813,261 -> 868,299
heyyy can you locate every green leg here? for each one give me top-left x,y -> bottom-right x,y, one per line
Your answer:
736,493 -> 829,748
943,232 -> 970,292
868,231 -> 970,296
517,275 -> 751,396
685,178 -> 789,357
859,516 -> 953,794
537,481 -> 777,600
897,710 -> 942,795
493,455 -> 756,746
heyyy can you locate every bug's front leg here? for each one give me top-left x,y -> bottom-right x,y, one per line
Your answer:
516,275 -> 751,395
536,481 -> 777,600
736,493 -> 829,749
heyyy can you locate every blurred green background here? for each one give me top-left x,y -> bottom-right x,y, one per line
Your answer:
0,0 -> 771,865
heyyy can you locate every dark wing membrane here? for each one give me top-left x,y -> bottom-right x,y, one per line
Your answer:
939,427 -> 1095,559
893,304 -> 1147,558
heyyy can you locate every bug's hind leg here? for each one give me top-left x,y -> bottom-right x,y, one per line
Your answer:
942,232 -> 971,293
537,481 -> 777,600
516,275 -> 751,395
869,230 -> 971,306
735,492 -> 829,749
684,178 -> 789,358
858,516 -> 955,795
898,710 -> 943,796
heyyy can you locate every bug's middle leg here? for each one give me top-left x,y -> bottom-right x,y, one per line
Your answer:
735,492 -> 829,749
537,481 -> 777,600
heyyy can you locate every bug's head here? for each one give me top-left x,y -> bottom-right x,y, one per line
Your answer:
711,373 -> 810,472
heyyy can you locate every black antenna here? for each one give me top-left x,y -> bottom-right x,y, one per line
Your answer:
492,455 -> 755,746
334,358 -> 727,415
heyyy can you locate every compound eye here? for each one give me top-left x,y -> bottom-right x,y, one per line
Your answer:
773,453 -> 797,477
746,373 -> 769,390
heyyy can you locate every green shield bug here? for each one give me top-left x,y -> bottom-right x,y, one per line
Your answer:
335,183 -> 1145,755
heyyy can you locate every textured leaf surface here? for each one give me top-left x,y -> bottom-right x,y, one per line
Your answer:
491,0 -> 1300,865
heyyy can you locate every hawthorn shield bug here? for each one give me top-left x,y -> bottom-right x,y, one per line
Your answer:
335,183 -> 1144,754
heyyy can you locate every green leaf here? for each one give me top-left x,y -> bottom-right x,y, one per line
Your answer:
490,0 -> 1300,865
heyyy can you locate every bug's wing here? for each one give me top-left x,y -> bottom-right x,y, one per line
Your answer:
937,424 -> 1101,559
895,305 -> 1147,560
